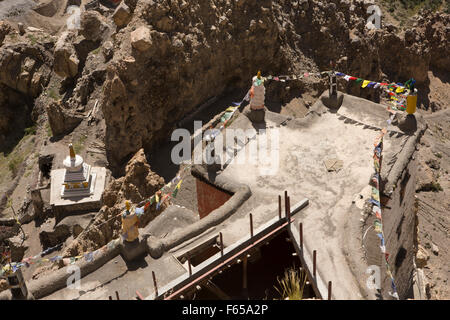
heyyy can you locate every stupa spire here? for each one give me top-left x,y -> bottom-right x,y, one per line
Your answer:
69,143 -> 76,159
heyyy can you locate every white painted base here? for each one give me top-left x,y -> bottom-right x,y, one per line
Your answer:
61,173 -> 97,198
50,167 -> 106,211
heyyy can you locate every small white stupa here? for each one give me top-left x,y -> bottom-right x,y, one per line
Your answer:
61,144 -> 96,198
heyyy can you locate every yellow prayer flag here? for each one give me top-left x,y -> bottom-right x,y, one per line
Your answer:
395,87 -> 404,93
386,269 -> 393,278
362,80 -> 370,88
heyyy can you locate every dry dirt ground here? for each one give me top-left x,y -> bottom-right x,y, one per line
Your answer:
416,107 -> 450,299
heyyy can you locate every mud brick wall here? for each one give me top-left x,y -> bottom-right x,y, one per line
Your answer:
196,178 -> 232,219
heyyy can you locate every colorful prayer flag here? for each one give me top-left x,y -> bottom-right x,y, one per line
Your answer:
374,220 -> 383,233
135,206 -> 144,217
172,179 -> 183,198
371,187 -> 380,202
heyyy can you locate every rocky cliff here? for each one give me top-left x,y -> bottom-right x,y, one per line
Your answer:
0,0 -> 448,172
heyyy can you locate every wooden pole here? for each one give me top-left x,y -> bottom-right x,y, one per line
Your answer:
328,281 -> 332,300
152,271 -> 158,297
284,190 -> 288,218
278,195 -> 282,220
188,257 -> 192,277
219,232 -> 224,257
249,213 -> 254,238
115,291 -> 120,300
287,196 -> 291,224
313,250 -> 317,278
299,223 -> 303,251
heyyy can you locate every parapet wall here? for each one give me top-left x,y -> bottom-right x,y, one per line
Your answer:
379,153 -> 419,299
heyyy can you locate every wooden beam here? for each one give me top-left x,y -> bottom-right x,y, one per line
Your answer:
243,255 -> 248,299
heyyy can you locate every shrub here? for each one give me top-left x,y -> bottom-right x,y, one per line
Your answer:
274,267 -> 308,300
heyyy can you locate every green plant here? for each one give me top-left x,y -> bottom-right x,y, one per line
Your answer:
431,182 -> 443,192
8,33 -> 17,42
27,34 -> 37,45
92,47 -> 101,55
24,125 -> 36,136
274,267 -> 308,300
73,135 -> 88,154
8,154 -> 24,177
46,123 -> 52,137
47,88 -> 60,100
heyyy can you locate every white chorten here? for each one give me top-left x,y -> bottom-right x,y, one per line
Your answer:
61,144 -> 96,198
250,72 -> 266,110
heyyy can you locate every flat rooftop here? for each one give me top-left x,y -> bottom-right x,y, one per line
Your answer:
215,92 -> 411,299
39,91 -> 421,300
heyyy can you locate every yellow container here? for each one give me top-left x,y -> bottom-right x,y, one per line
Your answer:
406,94 -> 417,114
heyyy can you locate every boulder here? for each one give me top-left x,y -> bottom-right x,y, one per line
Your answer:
0,43 -> 52,97
426,158 -> 440,170
46,100 -> 84,136
80,10 -> 109,42
38,219 -> 71,249
416,160 -> 435,192
6,234 -> 28,262
431,243 -> 439,255
131,26 -> 152,52
0,21 -> 13,45
416,244 -> 429,268
113,2 -> 132,27
53,32 -> 79,78
397,114 -> 418,133
0,279 -> 8,292
102,40 -> 114,60
17,198 -> 34,225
